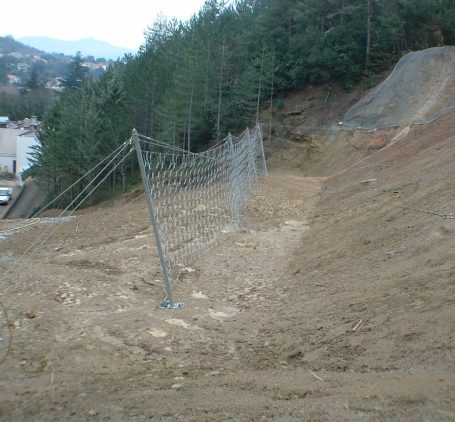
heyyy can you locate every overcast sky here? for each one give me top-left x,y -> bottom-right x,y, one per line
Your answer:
1,0 -> 209,50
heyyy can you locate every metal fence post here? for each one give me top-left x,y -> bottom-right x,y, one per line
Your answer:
245,127 -> 258,190
257,123 -> 268,176
132,129 -> 183,310
228,133 -> 249,232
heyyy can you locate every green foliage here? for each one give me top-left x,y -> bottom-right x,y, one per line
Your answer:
33,0 -> 454,208
275,98 -> 285,110
63,51 -> 89,90
0,57 -> 8,84
442,8 -> 455,44
31,75 -> 133,206
0,87 -> 55,120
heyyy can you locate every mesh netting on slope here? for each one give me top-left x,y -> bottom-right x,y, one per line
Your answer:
135,124 -> 266,301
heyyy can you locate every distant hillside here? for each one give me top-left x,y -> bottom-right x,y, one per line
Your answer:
0,35 -> 42,55
19,37 -> 135,60
0,36 -> 70,88
0,36 -> 112,120
0,36 -> 111,89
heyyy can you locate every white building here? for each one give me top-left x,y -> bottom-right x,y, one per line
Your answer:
0,117 -> 39,175
6,74 -> 20,85
0,128 -> 18,173
17,130 -> 39,174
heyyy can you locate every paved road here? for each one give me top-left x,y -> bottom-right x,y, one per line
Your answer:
4,179 -> 43,219
0,179 -> 21,219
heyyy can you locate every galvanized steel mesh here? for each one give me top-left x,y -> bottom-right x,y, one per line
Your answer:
135,124 -> 267,301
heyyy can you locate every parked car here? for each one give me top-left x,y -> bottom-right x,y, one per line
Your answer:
0,187 -> 12,205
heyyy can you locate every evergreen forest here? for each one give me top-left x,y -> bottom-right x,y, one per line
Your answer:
31,0 -> 455,205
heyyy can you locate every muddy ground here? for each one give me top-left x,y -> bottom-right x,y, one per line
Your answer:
0,111 -> 454,421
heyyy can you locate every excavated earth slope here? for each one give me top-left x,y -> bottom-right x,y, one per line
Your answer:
343,46 -> 455,129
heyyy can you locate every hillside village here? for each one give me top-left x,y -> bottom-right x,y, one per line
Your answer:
0,36 -> 109,90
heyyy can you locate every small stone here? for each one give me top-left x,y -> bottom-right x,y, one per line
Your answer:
191,291 -> 208,299
165,319 -> 190,328
206,370 -> 221,376
24,310 -> 36,319
360,178 -> 376,185
287,350 -> 303,359
149,329 -> 168,338
88,409 -> 98,416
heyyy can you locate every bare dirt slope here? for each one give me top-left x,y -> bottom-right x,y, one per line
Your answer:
342,46 -> 455,129
0,108 -> 454,420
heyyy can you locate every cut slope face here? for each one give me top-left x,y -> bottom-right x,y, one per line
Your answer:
343,46 -> 455,129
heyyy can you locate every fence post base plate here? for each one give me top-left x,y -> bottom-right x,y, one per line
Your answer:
158,300 -> 184,310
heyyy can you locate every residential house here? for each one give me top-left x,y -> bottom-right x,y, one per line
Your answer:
45,77 -> 65,92
0,116 -> 39,175
0,127 -> 17,173
17,130 -> 38,174
7,74 -> 20,85
17,62 -> 31,72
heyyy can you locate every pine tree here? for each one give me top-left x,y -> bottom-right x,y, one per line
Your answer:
64,51 -> 88,90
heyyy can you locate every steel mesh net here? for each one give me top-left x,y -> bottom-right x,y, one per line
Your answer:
136,124 -> 266,296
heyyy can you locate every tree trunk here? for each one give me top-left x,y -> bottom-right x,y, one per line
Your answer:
366,0 -> 372,70
341,0 -> 345,25
216,40 -> 226,140
150,83 -> 155,137
121,159 -> 126,193
256,51 -> 264,124
204,43 -> 211,108
268,51 -> 275,143
187,84 -> 194,152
